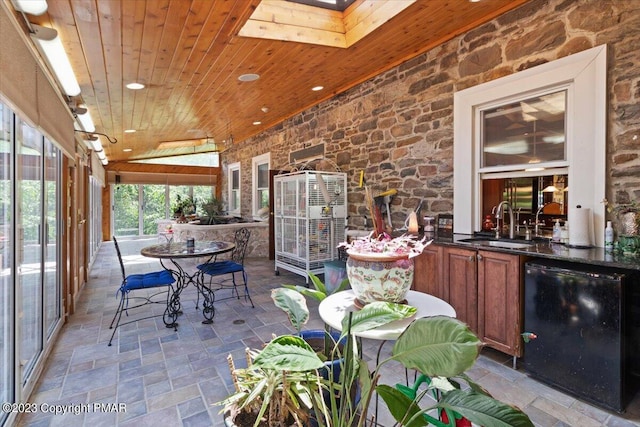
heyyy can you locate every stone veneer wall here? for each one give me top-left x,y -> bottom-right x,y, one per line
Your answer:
222,0 -> 640,228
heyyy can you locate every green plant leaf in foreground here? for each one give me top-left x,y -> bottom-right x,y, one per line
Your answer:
392,316 -> 481,378
283,284 -> 327,303
253,335 -> 324,371
377,384 -> 429,427
439,389 -> 534,427
342,301 -> 417,334
271,288 -> 309,333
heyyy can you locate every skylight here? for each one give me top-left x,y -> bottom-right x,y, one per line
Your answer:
132,152 -> 220,168
286,0 -> 356,11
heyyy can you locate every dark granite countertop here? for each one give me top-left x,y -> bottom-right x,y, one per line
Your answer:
426,233 -> 640,271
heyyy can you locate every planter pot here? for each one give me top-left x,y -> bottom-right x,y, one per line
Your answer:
346,251 -> 414,305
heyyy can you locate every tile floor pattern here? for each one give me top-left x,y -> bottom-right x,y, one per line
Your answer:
14,237 -> 640,427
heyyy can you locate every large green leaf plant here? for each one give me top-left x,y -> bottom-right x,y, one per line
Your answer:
219,273 -> 534,427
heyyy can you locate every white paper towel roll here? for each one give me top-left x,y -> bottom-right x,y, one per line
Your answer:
569,206 -> 592,247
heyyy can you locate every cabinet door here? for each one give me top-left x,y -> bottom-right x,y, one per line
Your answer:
477,250 -> 523,357
442,247 -> 477,333
412,244 -> 442,298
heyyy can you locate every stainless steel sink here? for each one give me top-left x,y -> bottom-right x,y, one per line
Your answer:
458,238 -> 534,249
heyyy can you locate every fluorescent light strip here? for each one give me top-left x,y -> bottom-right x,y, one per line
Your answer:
11,0 -> 48,15
30,24 -> 81,97
76,111 -> 95,133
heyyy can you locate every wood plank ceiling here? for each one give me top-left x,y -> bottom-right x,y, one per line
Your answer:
20,0 -> 530,163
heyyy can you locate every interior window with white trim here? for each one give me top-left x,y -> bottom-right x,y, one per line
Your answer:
252,153 -> 270,220
228,162 -> 240,216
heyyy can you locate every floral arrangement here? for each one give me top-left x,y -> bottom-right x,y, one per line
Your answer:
338,231 -> 431,258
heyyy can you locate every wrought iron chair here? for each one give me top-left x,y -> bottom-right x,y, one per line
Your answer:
108,236 -> 177,346
196,227 -> 254,323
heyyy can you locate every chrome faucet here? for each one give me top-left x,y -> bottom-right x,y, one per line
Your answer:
495,201 -> 515,239
534,202 -> 562,236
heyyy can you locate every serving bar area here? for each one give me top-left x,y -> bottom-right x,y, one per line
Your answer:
413,232 -> 640,413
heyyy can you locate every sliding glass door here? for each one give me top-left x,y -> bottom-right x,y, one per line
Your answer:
17,120 -> 43,384
0,103 -> 14,425
44,139 -> 60,337
0,102 -> 62,426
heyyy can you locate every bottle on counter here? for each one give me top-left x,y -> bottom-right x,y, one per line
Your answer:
605,220 -> 614,250
552,219 -> 562,242
561,221 -> 569,244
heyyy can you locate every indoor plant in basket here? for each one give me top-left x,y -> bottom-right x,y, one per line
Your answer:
338,231 -> 431,305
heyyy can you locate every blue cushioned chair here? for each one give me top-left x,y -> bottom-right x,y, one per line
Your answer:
108,236 -> 177,346
196,228 -> 253,322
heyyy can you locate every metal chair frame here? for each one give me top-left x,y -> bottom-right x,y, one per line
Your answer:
108,236 -> 177,346
196,227 -> 254,323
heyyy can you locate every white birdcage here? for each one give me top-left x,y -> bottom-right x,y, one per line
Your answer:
274,170 -> 347,282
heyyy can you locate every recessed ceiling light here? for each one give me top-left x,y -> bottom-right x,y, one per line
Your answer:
124,129 -> 136,133
253,121 -> 262,125
126,82 -> 145,90
238,73 -> 260,82
122,148 -> 133,152
312,86 -> 324,91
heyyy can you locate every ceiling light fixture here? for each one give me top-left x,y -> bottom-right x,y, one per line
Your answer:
30,24 -> 81,96
238,73 -> 260,82
126,82 -> 145,90
124,129 -> 136,133
542,185 -> 559,193
122,148 -> 133,152
76,109 -> 95,133
11,0 -> 48,15
253,121 -> 261,125
312,86 -> 324,91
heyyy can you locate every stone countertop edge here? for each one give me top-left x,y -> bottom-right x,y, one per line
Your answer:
429,233 -> 640,271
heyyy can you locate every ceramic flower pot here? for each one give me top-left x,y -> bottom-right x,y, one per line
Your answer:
346,251 -> 414,305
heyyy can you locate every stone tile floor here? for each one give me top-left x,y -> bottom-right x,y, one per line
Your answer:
15,237 -> 640,427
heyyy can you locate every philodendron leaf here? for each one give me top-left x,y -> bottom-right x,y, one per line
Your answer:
282,284 -> 326,303
341,301 -> 417,334
392,316 -> 481,378
438,389 -> 534,427
376,384 -> 428,427
253,335 -> 324,371
271,288 -> 309,332
308,272 -> 328,295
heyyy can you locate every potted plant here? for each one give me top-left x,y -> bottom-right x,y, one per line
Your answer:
219,300 -> 417,427
219,309 -> 534,427
172,195 -> 196,220
338,231 -> 431,306
200,197 -> 225,224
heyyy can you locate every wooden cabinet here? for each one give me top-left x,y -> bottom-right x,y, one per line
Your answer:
412,243 -> 442,297
413,243 -> 526,357
441,246 -> 478,333
477,250 -> 526,357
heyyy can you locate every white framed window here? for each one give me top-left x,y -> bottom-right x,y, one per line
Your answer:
252,153 -> 270,220
228,162 -> 241,216
454,45 -> 606,246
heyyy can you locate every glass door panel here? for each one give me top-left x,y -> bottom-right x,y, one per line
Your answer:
0,102 -> 14,419
17,120 -> 43,384
142,184 -> 165,235
113,184 -> 140,236
44,139 -> 60,337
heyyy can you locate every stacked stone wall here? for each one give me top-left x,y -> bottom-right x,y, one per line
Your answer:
223,0 -> 640,230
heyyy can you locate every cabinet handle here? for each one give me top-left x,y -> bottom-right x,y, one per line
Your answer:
477,254 -> 483,261
468,255 -> 475,262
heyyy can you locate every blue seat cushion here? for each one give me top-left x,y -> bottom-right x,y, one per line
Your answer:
121,270 -> 175,292
197,260 -> 244,276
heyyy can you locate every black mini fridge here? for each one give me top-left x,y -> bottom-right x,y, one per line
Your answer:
523,259 -> 640,412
